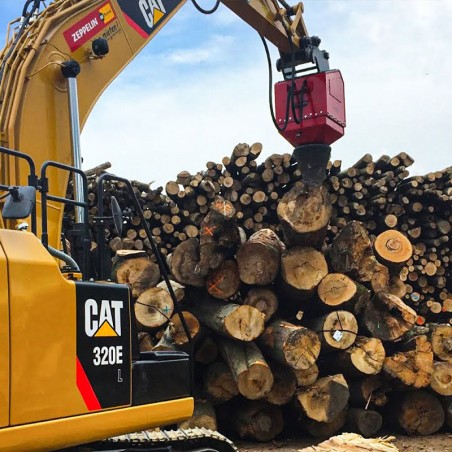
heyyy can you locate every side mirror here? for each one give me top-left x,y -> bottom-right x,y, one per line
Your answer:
2,186 -> 36,219
110,196 -> 123,236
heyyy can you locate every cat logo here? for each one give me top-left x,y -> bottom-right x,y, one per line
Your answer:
139,0 -> 166,29
85,299 -> 123,337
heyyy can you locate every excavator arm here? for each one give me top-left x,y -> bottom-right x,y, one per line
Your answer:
0,0 -> 344,249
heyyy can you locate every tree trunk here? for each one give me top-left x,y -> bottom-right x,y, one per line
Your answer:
430,361 -> 452,396
236,229 -> 283,285
394,391 -> 445,435
219,338 -> 273,400
383,335 -> 433,388
204,362 -> 239,404
189,297 -> 264,341
243,287 -> 279,322
295,374 -> 349,422
231,400 -> 284,442
309,311 -> 358,351
135,287 -> 174,330
326,336 -> 385,377
362,291 -> 416,341
259,319 -> 321,370
345,408 -> 382,438
277,182 -> 332,248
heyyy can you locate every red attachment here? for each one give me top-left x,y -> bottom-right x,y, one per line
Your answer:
274,70 -> 346,147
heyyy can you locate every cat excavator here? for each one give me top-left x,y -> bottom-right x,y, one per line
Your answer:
0,1 -> 345,450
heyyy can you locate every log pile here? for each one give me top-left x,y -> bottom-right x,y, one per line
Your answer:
72,144 -> 452,442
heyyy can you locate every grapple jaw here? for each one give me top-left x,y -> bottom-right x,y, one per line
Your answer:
293,143 -> 331,186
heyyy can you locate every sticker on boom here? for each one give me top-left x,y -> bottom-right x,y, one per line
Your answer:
117,0 -> 183,38
63,1 -> 116,52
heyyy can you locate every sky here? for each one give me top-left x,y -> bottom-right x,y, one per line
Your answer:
1,0 -> 451,187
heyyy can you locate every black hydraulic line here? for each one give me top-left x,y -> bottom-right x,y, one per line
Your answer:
191,0 -> 220,14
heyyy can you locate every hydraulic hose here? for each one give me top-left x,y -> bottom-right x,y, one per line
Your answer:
47,245 -> 80,272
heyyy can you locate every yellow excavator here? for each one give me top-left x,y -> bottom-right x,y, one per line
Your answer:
0,1 -> 345,450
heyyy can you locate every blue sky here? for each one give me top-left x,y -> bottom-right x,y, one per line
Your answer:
1,0 -> 451,186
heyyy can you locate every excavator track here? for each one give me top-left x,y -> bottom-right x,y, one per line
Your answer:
75,427 -> 238,452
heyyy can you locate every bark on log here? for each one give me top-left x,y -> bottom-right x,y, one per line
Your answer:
277,182 -> 332,248
219,338 -> 273,400
259,319 -> 321,370
264,362 -> 297,406
303,407 -> 348,438
189,298 -> 264,341
430,361 -> 452,396
135,287 -> 174,330
294,363 -> 319,387
348,375 -> 388,408
345,408 -> 382,438
362,291 -> 416,341
195,336 -> 218,364
383,335 -> 433,388
431,324 -> 452,362
295,374 -> 349,422
231,400 -> 284,442
204,362 -> 239,404
393,390 -> 445,435
236,229 -> 283,285
170,238 -> 205,287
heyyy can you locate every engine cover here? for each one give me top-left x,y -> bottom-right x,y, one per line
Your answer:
274,69 -> 346,147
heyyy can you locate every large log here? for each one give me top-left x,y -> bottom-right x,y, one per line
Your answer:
259,319 -> 321,370
178,399 -> 217,431
383,335 -> 433,388
264,362 -> 297,406
243,287 -> 279,322
362,291 -> 416,341
170,238 -> 205,287
431,323 -> 452,362
189,297 -> 264,341
293,363 -> 319,387
231,400 -> 284,442
277,182 -> 332,248
205,260 -> 240,299
430,361 -> 452,396
219,338 -> 273,400
135,287 -> 174,330
115,257 -> 160,298
294,374 -> 349,423
303,407 -> 348,439
236,229 -> 283,285
308,311 -> 358,352
345,408 -> 383,438
393,390 -> 445,435
374,229 -> 413,273
204,362 -> 239,404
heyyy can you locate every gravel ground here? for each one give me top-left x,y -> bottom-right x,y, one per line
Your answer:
236,433 -> 452,451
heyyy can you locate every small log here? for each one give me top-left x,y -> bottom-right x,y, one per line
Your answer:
236,229 -> 283,285
135,287 -> 174,330
394,390 -> 445,435
362,291 -> 416,341
219,338 -> 273,400
431,323 -> 452,362
243,287 -> 279,322
326,336 -> 385,377
84,161 -> 111,177
259,319 -> 321,370
430,361 -> 452,396
231,400 -> 284,442
280,247 -> 328,301
204,362 -> 239,404
178,399 -> 217,431
156,280 -> 185,302
137,332 -> 154,352
189,298 -> 264,341
345,408 -> 382,438
170,238 -> 205,287
170,311 -> 201,347
383,335 -> 433,388
303,407 -> 348,439
317,273 -> 370,311
115,257 -> 160,298
309,311 -> 358,351
264,362 -> 297,406
277,182 -> 332,248
374,229 -> 413,273
206,260 -> 240,299
295,374 -> 349,422
294,363 -> 319,387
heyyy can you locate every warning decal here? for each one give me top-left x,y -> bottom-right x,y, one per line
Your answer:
63,1 -> 116,52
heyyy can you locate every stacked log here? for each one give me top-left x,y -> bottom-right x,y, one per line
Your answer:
73,145 -> 452,443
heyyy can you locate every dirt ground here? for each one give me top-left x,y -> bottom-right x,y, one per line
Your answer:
236,433 -> 452,451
